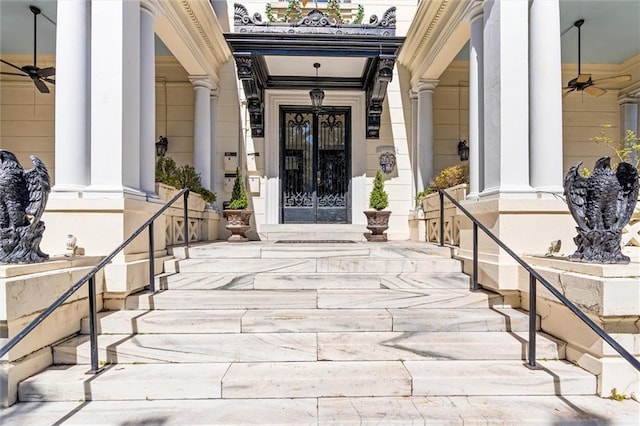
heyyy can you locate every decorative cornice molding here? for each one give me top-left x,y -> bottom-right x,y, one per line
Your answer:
156,0 -> 231,83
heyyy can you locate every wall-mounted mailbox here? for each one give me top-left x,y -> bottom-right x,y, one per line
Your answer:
224,173 -> 236,193
224,152 -> 237,172
248,175 -> 261,194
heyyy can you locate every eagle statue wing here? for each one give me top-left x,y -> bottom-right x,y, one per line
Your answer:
24,155 -> 51,223
614,161 -> 640,231
563,161 -> 589,230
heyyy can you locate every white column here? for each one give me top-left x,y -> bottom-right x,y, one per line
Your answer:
415,79 -> 438,193
54,0 -> 90,193
209,90 -> 219,193
468,5 -> 484,198
410,90 -> 418,200
619,96 -> 639,165
481,0 -> 531,197
529,0 -> 563,194
189,76 -> 215,191
139,1 -> 157,195
89,0 -> 142,195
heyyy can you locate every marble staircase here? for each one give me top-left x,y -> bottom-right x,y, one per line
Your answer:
2,241 -> 638,424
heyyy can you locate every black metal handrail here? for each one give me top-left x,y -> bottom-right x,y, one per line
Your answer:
439,190 -> 640,371
0,189 -> 191,373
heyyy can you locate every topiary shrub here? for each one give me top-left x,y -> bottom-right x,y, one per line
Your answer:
369,170 -> 389,210
228,167 -> 249,210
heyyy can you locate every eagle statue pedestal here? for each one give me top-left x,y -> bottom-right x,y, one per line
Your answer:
564,157 -> 639,264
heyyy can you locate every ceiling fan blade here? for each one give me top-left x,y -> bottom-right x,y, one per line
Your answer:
43,77 -> 55,84
591,74 -> 631,85
583,85 -> 605,97
563,89 -> 575,98
0,71 -> 28,77
576,74 -> 591,83
33,78 -> 50,94
0,58 -> 26,73
37,67 -> 55,78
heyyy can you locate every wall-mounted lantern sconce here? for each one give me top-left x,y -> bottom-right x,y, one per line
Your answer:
309,62 -> 324,113
457,140 -> 469,162
156,136 -> 168,157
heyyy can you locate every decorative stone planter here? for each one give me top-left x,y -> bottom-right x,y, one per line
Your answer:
223,209 -> 253,242
363,210 -> 391,242
421,183 -> 468,245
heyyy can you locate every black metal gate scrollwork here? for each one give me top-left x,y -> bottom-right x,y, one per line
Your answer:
281,108 -> 350,223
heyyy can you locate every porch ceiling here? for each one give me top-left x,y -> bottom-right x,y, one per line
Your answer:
223,32 -> 404,91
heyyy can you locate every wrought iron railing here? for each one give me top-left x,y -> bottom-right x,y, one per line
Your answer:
439,190 -> 640,371
0,189 -> 190,373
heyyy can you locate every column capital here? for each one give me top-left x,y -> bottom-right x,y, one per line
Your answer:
415,79 -> 439,93
140,0 -> 160,16
465,0 -> 484,23
619,89 -> 640,104
409,89 -> 418,100
188,75 -> 216,91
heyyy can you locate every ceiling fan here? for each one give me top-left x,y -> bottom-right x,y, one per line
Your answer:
0,5 -> 55,94
563,19 -> 631,98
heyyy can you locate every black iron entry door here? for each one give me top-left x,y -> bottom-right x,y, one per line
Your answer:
281,107 -> 351,223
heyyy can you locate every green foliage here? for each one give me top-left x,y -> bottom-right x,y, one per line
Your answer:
228,167 -> 249,210
369,170 -> 389,210
352,4 -> 365,24
592,124 -> 640,169
282,0 -> 303,22
155,157 -> 217,204
609,388 -> 627,402
415,163 -> 470,203
326,0 -> 343,23
265,3 -> 275,22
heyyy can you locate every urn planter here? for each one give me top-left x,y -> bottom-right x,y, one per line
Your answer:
364,210 -> 391,242
223,209 -> 253,242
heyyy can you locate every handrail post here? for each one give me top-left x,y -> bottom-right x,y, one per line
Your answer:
439,190 -> 445,247
528,273 -> 537,368
472,222 -> 478,291
148,221 -> 155,293
87,275 -> 102,374
183,190 -> 189,248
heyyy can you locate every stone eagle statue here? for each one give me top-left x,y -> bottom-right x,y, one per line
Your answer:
563,156 -> 639,263
0,150 -> 51,263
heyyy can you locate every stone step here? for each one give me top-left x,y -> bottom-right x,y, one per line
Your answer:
317,331 -> 564,361
124,288 -> 502,310
35,360 -> 590,402
153,271 -> 472,291
54,330 -> 558,365
258,223 -> 369,242
405,360 -> 596,396
53,333 -> 318,364
3,395 -> 638,425
82,307 -> 534,334
165,257 -> 461,274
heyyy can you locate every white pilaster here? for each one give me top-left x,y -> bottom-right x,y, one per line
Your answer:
529,0 -> 563,194
415,79 -> 438,193
410,90 -> 418,200
189,76 -> 215,192
210,90 -> 219,193
89,0 -> 142,195
468,4 -> 484,198
54,0 -> 90,193
140,1 -> 157,195
481,0 -> 531,197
